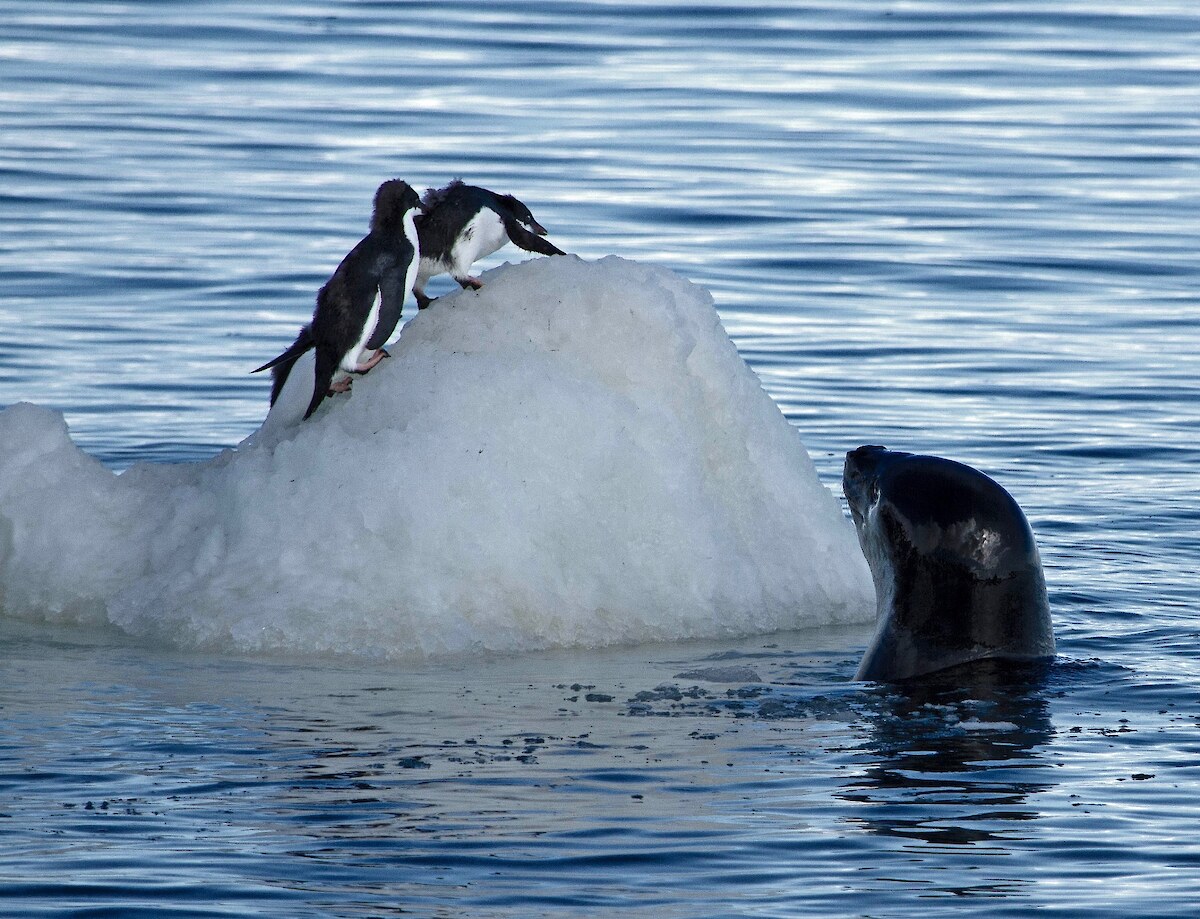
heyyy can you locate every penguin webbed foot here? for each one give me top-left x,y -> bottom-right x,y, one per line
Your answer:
459,276 -> 484,291
352,349 -> 389,374
416,292 -> 433,310
329,377 -> 352,395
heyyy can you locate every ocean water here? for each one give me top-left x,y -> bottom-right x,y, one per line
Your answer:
2,1 -> 1199,916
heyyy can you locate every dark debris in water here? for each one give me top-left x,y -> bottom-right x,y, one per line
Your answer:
632,683 -> 709,703
64,798 -> 144,816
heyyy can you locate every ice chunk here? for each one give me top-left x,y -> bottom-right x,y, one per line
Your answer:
0,256 -> 872,658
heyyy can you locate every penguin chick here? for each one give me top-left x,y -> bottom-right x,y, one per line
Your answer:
414,180 -> 565,309
253,179 -> 422,419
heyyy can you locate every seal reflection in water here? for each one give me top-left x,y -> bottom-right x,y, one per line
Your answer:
843,445 -> 1055,683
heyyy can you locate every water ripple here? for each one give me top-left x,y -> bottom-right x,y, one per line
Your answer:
3,1 -> 1200,916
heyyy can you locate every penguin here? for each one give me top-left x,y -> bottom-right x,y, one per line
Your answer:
253,178 -> 422,420
413,180 -> 565,309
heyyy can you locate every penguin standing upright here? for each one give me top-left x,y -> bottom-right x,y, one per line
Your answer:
253,179 -> 422,419
413,180 -> 565,309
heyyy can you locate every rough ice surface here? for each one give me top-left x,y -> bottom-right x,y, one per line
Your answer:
0,256 -> 872,658
673,666 -> 765,684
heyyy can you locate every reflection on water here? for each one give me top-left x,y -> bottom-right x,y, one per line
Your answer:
844,662 -> 1056,846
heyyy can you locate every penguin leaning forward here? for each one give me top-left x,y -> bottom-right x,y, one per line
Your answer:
413,180 -> 565,310
253,179 -> 422,420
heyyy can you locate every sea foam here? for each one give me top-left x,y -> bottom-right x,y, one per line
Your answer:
0,256 -> 872,658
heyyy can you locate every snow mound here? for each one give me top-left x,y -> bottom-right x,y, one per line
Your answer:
0,256 -> 871,658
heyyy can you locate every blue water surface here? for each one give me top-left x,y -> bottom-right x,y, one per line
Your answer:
2,1 -> 1200,916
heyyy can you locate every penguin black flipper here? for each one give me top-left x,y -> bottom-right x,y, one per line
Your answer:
363,257 -> 413,352
363,298 -> 398,353
503,221 -> 567,257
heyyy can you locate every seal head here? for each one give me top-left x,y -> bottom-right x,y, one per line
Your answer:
843,445 -> 1054,682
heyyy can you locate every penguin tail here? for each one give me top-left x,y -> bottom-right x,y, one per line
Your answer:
253,325 -> 315,374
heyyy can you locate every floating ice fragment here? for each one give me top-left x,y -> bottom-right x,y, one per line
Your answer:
956,718 -> 1020,731
0,256 -> 872,657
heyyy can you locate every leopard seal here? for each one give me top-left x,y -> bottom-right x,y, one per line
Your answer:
843,445 -> 1055,683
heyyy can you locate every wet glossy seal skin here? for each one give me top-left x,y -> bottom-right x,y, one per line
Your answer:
843,445 -> 1055,683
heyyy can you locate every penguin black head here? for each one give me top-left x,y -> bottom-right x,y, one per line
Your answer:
371,179 -> 422,235
494,192 -> 548,236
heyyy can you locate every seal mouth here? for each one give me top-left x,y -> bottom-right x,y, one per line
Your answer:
842,445 -> 890,529
844,484 -> 869,529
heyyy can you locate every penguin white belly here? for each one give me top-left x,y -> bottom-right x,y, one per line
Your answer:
450,209 -> 508,277
416,254 -> 446,287
341,289 -> 383,372
402,208 -> 420,305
